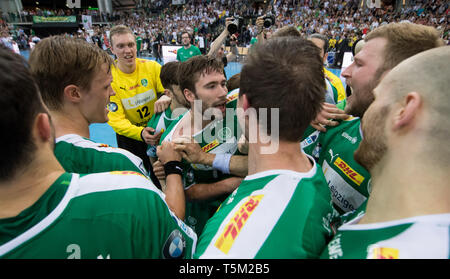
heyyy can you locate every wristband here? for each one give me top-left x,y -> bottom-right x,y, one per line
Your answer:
212,153 -> 232,174
164,161 -> 183,176
140,128 -> 145,142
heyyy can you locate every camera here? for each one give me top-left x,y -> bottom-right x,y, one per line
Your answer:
227,17 -> 244,34
226,12 -> 275,35
263,14 -> 275,28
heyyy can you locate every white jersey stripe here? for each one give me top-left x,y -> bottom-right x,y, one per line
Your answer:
200,174 -> 301,258
0,174 -> 81,257
0,172 -> 197,257
55,134 -> 144,168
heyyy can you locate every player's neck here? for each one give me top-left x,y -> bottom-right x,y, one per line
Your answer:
184,44 -> 191,49
50,109 -> 90,139
170,101 -> 188,119
359,152 -> 450,224
0,148 -> 65,219
247,140 -> 313,176
116,60 -> 136,74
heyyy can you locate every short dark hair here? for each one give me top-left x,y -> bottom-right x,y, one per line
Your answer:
240,37 -> 325,141
160,61 -> 181,90
0,45 -> 46,181
309,33 -> 329,53
177,55 -> 224,96
181,31 -> 191,39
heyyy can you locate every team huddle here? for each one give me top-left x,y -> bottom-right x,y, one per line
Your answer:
0,21 -> 448,259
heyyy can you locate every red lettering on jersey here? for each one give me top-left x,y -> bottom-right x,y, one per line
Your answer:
129,84 -> 141,90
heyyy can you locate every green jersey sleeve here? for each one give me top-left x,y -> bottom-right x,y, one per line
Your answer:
0,172 -> 197,259
55,134 -> 148,178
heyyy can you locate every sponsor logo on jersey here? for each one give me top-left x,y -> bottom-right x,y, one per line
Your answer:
215,194 -> 263,254
226,91 -> 239,103
217,127 -> 232,142
109,171 -> 146,178
129,83 -> 141,90
141,78 -> 148,87
341,132 -> 357,144
107,102 -> 118,112
367,246 -> 399,259
301,130 -> 320,149
202,139 -> 219,153
329,149 -> 339,163
322,160 -> 367,212
162,230 -> 186,259
327,234 -> 343,259
334,157 -> 365,186
343,116 -> 357,122
312,143 -> 322,161
122,90 -> 156,110
98,143 -> 110,148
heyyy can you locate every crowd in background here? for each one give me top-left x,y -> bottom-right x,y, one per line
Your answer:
1,0 -> 449,62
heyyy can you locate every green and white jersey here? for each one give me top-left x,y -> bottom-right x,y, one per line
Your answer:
301,117 -> 371,215
160,89 -> 243,235
146,107 -> 182,157
195,157 -> 337,259
321,213 -> 450,259
55,134 -> 148,178
301,126 -> 321,160
161,89 -> 242,189
0,171 -> 197,259
176,45 -> 202,62
324,77 -> 339,105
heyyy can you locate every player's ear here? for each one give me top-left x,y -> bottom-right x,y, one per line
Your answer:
240,93 -> 250,111
183,88 -> 196,104
392,92 -> 421,131
323,52 -> 328,64
63,84 -> 82,104
34,112 -> 52,143
164,88 -> 173,99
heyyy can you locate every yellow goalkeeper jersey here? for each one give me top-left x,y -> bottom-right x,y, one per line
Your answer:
108,58 -> 164,141
324,67 -> 346,104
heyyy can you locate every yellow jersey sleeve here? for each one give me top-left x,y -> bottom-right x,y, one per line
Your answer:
108,59 -> 164,141
324,68 -> 346,103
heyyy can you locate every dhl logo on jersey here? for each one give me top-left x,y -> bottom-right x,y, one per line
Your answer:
109,171 -> 146,178
202,139 -> 219,153
343,116 -> 357,122
226,92 -> 239,103
98,144 -> 110,148
215,195 -> 263,254
368,246 -> 399,259
334,157 -> 365,186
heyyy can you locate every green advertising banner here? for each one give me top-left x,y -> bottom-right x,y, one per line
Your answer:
32,16 -> 77,23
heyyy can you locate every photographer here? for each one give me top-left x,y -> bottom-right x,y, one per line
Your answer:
208,17 -> 239,67
255,16 -> 266,43
253,14 -> 276,45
